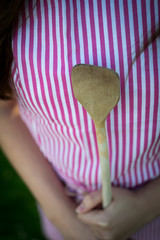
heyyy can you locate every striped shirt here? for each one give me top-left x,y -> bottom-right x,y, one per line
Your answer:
12,0 -> 160,238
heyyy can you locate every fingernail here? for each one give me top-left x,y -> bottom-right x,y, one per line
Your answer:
75,203 -> 85,213
99,221 -> 108,227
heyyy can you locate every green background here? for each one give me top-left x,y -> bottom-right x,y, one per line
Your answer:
0,150 -> 46,240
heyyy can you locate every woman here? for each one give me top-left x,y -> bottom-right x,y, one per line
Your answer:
0,0 -> 160,239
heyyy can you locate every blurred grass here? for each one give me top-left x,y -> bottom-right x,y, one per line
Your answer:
0,150 -> 46,240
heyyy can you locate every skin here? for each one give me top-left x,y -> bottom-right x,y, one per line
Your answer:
0,99 -> 96,240
76,179 -> 160,240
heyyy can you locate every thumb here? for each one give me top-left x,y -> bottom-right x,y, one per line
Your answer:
76,189 -> 102,214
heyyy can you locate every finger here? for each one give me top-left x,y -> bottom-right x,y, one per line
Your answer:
77,210 -> 109,228
76,189 -> 102,214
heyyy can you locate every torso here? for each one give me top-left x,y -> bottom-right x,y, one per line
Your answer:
12,0 -> 160,194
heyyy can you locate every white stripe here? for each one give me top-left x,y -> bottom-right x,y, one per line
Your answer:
69,0 -> 76,66
137,166 -> 143,185
154,0 -> 159,28
61,0 -> 76,176
156,37 -> 160,123
84,0 -> 93,64
146,3 -> 155,155
119,0 -> 130,186
76,0 -> 85,63
105,1 -> 117,182
121,2 -> 134,181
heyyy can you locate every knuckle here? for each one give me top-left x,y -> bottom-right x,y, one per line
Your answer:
84,194 -> 94,205
104,234 -> 114,240
98,217 -> 112,229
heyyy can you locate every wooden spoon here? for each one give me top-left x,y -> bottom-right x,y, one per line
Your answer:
71,64 -> 120,208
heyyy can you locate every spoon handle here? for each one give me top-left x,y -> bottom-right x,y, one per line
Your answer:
95,120 -> 112,209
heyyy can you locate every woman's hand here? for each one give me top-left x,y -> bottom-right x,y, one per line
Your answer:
75,187 -> 150,240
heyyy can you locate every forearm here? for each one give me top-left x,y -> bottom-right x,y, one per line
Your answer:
0,100 -> 67,214
136,176 -> 160,222
0,100 -> 94,239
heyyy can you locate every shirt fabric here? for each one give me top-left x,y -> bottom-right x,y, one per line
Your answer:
12,0 -> 160,239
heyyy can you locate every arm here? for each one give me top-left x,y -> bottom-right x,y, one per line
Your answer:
0,99 -> 96,240
76,177 -> 160,240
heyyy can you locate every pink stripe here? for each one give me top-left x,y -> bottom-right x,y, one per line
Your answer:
140,0 -> 151,181
111,2 -> 120,184
123,0 -> 133,186
80,0 -> 89,64
114,0 -> 127,186
57,0 -> 70,173
88,0 -> 98,65
132,0 -> 142,186
94,133 -> 99,189
106,0 -> 115,69
127,0 -> 135,186
97,0 -> 106,67
105,0 -> 115,180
